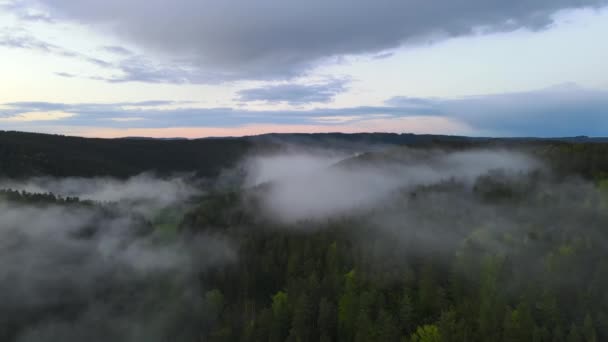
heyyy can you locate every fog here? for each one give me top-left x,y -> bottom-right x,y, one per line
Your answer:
0,174 -> 235,342
1,145 -> 605,340
0,173 -> 199,217
240,147 -> 608,293
245,148 -> 540,223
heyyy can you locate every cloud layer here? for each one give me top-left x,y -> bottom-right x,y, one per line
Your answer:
31,0 -> 608,80
2,84 -> 607,137
236,79 -> 349,105
388,84 -> 608,136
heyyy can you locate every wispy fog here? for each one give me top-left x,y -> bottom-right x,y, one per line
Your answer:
244,151 -> 347,186
0,175 -> 234,342
245,148 -> 540,223
0,173 -> 199,217
241,147 -> 608,293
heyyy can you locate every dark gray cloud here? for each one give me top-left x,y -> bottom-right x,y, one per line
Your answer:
236,79 -> 349,105
2,85 -> 608,136
388,84 -> 608,136
371,52 -> 395,60
54,71 -> 75,78
34,0 -> 608,80
101,45 -> 133,56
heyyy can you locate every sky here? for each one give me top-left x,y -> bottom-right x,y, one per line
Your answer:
1,0 -> 607,138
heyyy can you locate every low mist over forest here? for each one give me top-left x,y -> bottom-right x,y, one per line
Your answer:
1,131 -> 608,341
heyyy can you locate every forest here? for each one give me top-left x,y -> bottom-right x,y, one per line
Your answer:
1,131 -> 608,341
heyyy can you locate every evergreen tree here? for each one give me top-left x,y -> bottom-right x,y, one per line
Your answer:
318,297 -> 337,342
409,324 -> 442,342
288,293 -> 314,342
270,291 -> 290,342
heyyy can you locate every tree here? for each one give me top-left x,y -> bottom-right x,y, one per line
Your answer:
417,263 -> 441,320
552,325 -> 566,342
354,308 -> 374,342
533,326 -> 550,342
338,270 -> 358,341
376,309 -> 400,342
288,293 -> 314,342
583,314 -> 597,342
270,291 -> 290,342
478,256 -> 505,341
399,289 -> 415,334
354,290 -> 376,342
409,324 -> 442,342
203,289 -> 225,337
438,309 -> 463,342
567,324 -> 582,342
503,307 -> 522,342
318,298 -> 337,342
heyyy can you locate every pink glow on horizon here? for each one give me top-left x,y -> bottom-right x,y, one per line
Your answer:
66,116 -> 471,139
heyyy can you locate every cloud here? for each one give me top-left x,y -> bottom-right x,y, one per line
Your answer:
101,45 -> 133,56
2,84 -> 607,137
1,0 -> 54,22
47,116 -> 468,139
31,0 -> 608,80
0,101 -> 428,128
108,117 -> 143,122
0,27 -> 116,68
89,55 -> 225,84
236,78 -> 349,105
0,28 -> 70,55
0,110 -> 74,122
122,100 -> 185,107
55,71 -> 75,78
388,84 -> 608,137
0,28 -> 219,84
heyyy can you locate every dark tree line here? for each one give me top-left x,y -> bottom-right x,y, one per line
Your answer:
0,189 -> 83,204
3,130 -> 608,179
0,131 -> 250,178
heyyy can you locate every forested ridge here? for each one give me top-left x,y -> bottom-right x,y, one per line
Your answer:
1,131 -> 608,341
2,130 -> 608,178
0,131 -> 250,178
179,150 -> 608,342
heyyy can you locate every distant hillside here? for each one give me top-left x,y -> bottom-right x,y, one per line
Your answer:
0,131 -> 250,178
1,130 -> 607,178
249,132 -> 608,148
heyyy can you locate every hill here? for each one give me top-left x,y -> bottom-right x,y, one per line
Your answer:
2,130 -> 608,179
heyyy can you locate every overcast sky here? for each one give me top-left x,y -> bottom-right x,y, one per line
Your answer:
1,0 -> 607,138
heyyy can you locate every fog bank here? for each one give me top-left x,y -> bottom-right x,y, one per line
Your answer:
245,149 -> 540,223
0,175 -> 234,342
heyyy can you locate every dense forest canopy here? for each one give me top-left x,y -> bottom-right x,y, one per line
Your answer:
1,131 -> 608,341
